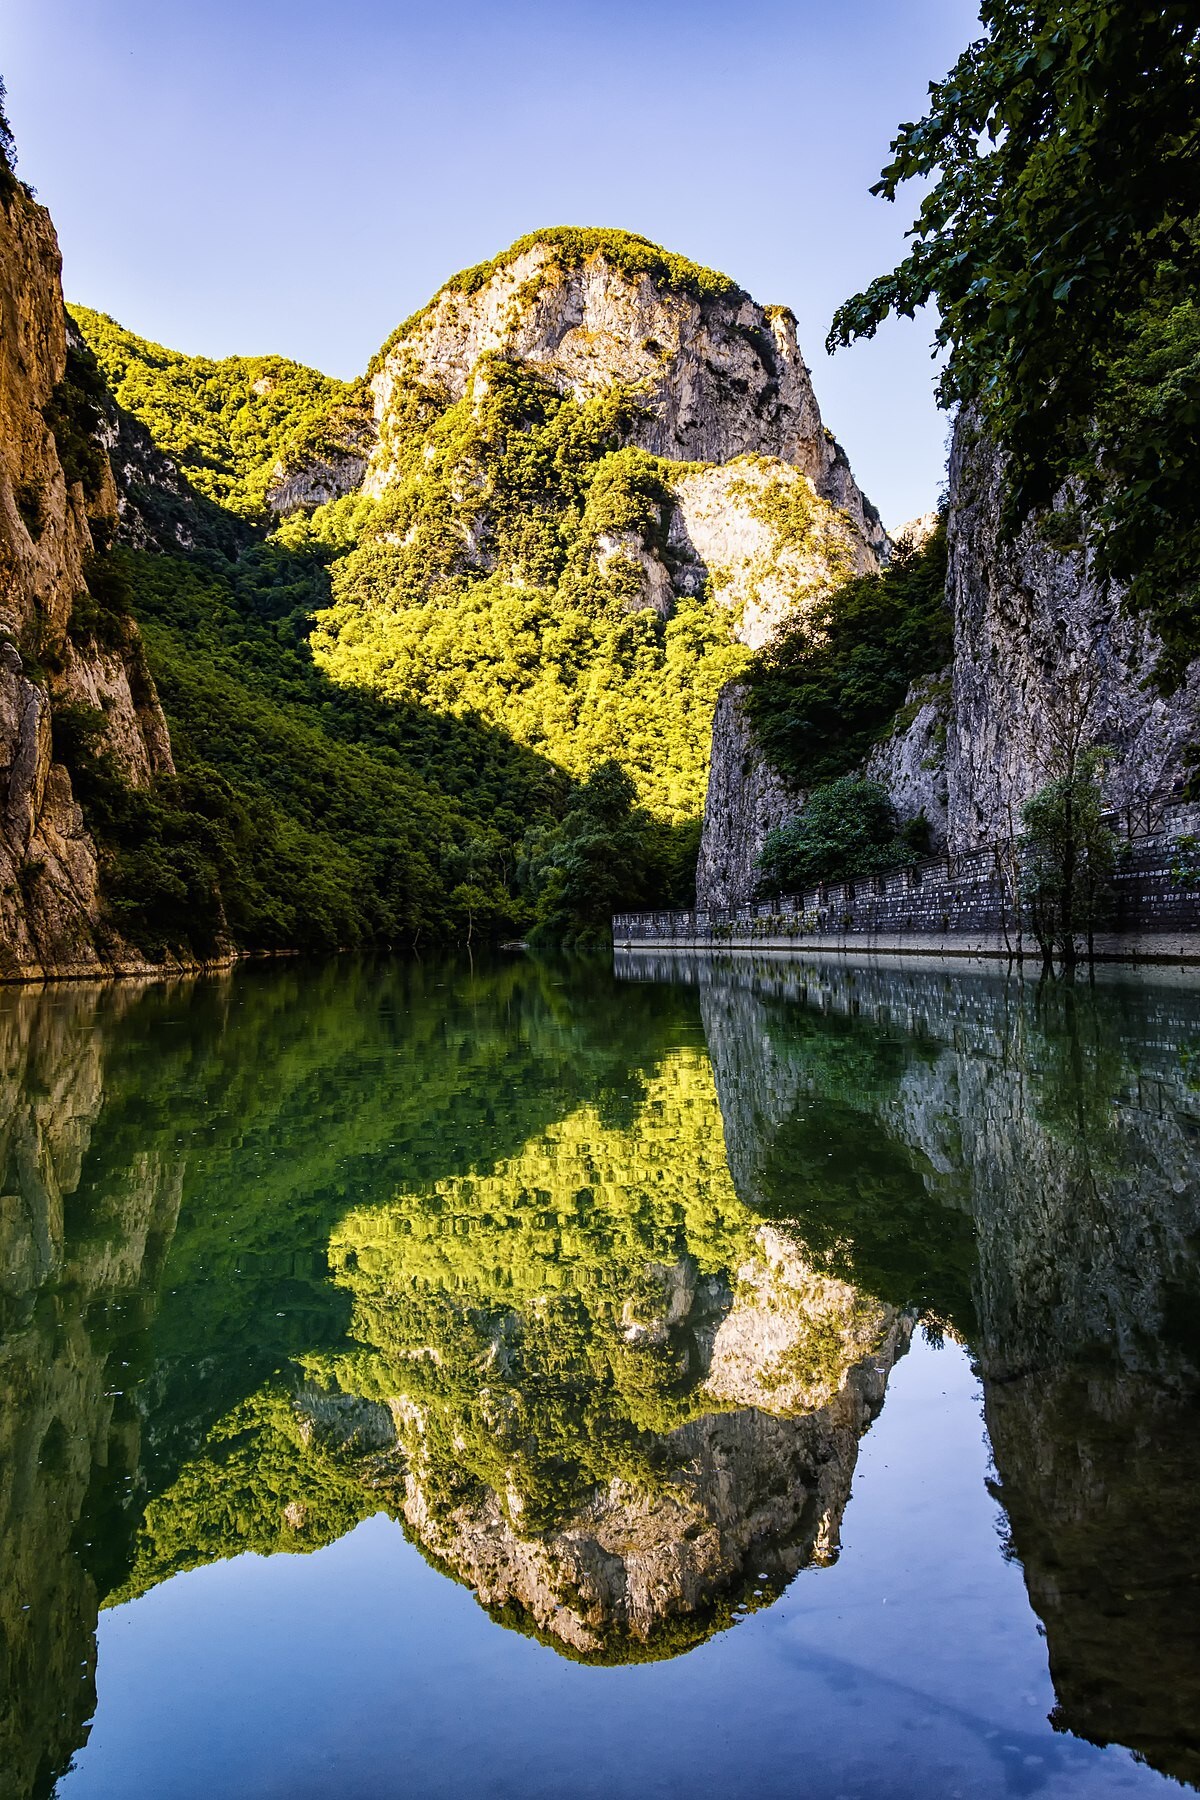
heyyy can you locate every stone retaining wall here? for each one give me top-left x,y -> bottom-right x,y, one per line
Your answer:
615,812 -> 1200,963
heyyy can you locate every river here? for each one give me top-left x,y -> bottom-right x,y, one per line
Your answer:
2,952 -> 1197,1799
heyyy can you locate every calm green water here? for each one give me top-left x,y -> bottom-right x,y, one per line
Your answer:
2,952 -> 1198,1800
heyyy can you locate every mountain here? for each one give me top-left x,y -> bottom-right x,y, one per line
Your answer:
0,211 -> 884,970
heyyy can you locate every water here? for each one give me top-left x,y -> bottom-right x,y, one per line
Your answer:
2,952 -> 1198,1800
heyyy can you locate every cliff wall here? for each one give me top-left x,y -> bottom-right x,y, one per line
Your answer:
943,412 -> 1200,850
695,404 -> 1200,904
0,184 -> 181,978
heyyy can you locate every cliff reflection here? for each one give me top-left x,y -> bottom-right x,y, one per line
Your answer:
621,951 -> 1200,1787
0,958 -> 906,1800
5,952 -> 1199,1798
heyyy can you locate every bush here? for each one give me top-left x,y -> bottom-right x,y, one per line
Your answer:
1020,753 -> 1117,963
756,778 -> 925,895
743,522 -> 950,788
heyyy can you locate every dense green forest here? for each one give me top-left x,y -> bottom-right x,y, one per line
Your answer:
65,297 -> 751,953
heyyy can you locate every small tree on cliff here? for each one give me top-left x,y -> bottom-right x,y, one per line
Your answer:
757,777 -> 927,896
1020,750 -> 1117,966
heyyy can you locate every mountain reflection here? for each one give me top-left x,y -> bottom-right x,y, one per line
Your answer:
1,954 -> 1199,1795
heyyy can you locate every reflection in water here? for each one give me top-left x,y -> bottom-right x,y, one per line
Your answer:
626,951 -> 1200,1788
0,953 -> 1198,1795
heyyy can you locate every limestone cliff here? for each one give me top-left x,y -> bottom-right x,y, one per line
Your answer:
695,402 -> 1200,903
0,183 -> 182,978
695,683 -> 802,906
943,411 -> 1200,850
366,234 -> 885,554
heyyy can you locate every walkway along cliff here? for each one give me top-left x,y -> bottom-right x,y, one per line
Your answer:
618,804 -> 1200,963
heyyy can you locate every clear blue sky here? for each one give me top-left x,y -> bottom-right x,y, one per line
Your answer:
4,0 -> 978,530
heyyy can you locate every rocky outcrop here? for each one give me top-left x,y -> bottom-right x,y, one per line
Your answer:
943,411 -> 1200,849
695,683 -> 802,906
398,1308 -> 909,1661
864,671 -> 950,852
365,237 -> 886,556
668,459 -> 873,649
0,184 -> 182,978
265,396 -> 377,515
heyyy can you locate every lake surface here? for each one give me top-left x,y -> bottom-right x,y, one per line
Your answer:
2,952 -> 1198,1800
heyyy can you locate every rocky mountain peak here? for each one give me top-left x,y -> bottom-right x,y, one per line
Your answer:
364,228 -> 885,557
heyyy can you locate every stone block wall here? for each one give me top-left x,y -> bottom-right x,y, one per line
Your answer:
616,806 -> 1200,961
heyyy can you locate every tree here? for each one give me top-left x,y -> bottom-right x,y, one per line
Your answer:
756,778 -> 926,896
744,521 -> 951,788
1020,751 -> 1117,965
0,76 -> 16,193
522,761 -> 659,946
828,3 -> 1200,685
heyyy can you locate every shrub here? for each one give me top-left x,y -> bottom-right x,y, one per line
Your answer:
756,777 -> 923,896
743,522 -> 950,788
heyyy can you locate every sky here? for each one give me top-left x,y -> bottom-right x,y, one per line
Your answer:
2,0 -> 979,531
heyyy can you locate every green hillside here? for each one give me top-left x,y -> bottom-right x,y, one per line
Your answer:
68,286 -> 754,953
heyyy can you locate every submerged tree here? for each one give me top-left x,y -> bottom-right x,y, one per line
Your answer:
1020,751 -> 1117,966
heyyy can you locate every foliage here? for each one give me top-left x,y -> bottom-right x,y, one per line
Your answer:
519,760 -> 691,946
1169,835 -> 1200,889
44,336 -> 110,502
63,302 -> 760,949
828,2 -> 1200,685
1019,750 -> 1118,960
0,74 -> 16,198
112,547 -> 555,951
304,357 -> 750,822
743,521 -> 950,787
371,227 -> 742,369
70,305 -> 360,519
757,777 -> 926,895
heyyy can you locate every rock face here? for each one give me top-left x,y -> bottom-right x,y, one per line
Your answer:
864,671 -> 950,852
943,412 -> 1200,850
696,682 -> 802,905
366,236 -> 886,557
696,403 -> 1200,900
0,184 -> 180,978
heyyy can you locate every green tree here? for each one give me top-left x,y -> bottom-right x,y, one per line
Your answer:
0,75 -> 17,195
523,761 -> 659,945
1020,751 -> 1117,965
757,777 -> 925,896
743,521 -> 950,787
829,2 -> 1200,684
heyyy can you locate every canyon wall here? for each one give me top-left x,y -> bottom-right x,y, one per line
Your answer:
696,408 -> 1200,903
0,183 -> 182,977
